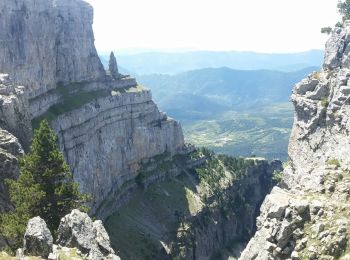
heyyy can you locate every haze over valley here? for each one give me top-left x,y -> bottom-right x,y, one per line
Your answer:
100,51 -> 322,160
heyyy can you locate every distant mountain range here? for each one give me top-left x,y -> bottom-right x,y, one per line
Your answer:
138,66 -> 318,119
100,50 -> 323,75
137,66 -> 318,160
99,50 -> 322,159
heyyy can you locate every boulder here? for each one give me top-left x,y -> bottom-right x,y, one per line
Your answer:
23,217 -> 53,258
57,209 -> 119,259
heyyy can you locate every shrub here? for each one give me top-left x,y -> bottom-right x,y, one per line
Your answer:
321,98 -> 329,108
272,170 -> 284,183
326,158 -> 341,168
321,27 -> 332,34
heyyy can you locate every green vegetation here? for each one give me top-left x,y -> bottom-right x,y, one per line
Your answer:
321,27 -> 332,35
31,83 -> 109,129
338,0 -> 350,21
31,83 -> 145,130
321,98 -> 329,108
138,67 -> 315,160
322,0 -> 350,33
182,104 -> 293,160
111,84 -> 144,95
105,149 -> 261,259
272,170 -> 284,183
0,120 -> 89,251
326,158 -> 341,168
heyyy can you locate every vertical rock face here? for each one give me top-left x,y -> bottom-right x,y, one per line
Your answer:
0,0 -> 105,96
240,23 -> 350,260
0,0 -> 185,215
52,89 -> 184,212
0,128 -> 24,213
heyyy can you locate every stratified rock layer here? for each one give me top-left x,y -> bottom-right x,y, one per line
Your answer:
0,0 -> 185,215
240,22 -> 350,260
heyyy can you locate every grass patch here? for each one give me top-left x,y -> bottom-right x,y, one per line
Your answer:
326,158 -> 341,168
31,82 -> 109,129
104,149 -> 264,259
32,89 -> 108,129
31,83 -> 145,129
321,97 -> 329,108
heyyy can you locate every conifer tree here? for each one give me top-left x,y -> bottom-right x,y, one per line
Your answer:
322,0 -> 350,34
0,120 -> 89,250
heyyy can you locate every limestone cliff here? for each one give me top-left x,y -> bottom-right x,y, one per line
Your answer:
240,22 -> 350,260
0,0 -> 184,215
0,0 -> 104,94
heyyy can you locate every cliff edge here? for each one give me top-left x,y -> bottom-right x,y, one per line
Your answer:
0,0 -> 184,215
240,22 -> 350,260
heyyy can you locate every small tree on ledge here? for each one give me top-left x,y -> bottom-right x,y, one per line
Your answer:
322,0 -> 350,34
0,120 -> 89,251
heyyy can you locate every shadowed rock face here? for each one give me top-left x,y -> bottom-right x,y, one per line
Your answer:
0,0 -> 105,96
240,22 -> 350,260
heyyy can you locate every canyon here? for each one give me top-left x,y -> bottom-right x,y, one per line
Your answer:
0,0 -> 349,259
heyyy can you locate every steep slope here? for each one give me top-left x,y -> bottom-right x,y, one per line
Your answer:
240,22 -> 350,260
0,0 -> 184,215
104,149 -> 282,259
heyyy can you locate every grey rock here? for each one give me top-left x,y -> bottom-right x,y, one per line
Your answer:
0,129 -> 24,213
57,209 -> 120,260
23,217 -> 53,258
0,0 -> 105,94
241,20 -> 350,260
0,0 -> 185,218
108,52 -> 120,80
93,220 -> 115,255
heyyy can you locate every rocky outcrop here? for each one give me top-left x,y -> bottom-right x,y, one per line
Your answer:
0,128 -> 24,212
57,209 -> 119,259
23,217 -> 53,258
240,22 -> 350,260
14,210 -> 120,259
108,52 -> 120,80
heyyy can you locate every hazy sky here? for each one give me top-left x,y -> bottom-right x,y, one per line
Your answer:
85,0 -> 340,54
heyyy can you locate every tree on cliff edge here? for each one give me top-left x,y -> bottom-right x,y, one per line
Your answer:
338,0 -> 350,21
322,0 -> 350,34
0,120 -> 89,251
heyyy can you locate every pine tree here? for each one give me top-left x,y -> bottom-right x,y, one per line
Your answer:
0,120 -> 89,250
322,0 -> 350,34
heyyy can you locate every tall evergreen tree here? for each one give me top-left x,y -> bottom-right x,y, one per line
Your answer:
1,120 -> 89,250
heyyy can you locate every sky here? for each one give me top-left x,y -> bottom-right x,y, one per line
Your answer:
85,0 -> 340,54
